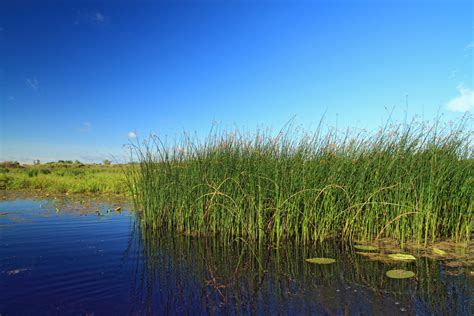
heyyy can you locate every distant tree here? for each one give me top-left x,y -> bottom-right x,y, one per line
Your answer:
33,159 -> 40,165
103,159 -> 112,165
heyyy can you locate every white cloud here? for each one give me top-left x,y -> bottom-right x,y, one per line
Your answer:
449,69 -> 458,79
26,77 -> 39,90
74,10 -> 106,26
128,131 -> 137,139
94,12 -> 105,23
79,122 -> 92,132
464,42 -> 474,57
446,83 -> 474,112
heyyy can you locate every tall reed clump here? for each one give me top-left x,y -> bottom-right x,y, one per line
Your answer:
126,117 -> 473,246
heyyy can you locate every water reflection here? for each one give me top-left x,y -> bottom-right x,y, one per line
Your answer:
129,222 -> 473,315
0,197 -> 472,315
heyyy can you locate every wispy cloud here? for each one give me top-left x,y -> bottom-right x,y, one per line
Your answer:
94,12 -> 105,23
464,42 -> 474,57
79,122 -> 92,133
446,83 -> 474,112
449,69 -> 458,79
128,131 -> 137,139
26,77 -> 39,90
75,10 -> 107,26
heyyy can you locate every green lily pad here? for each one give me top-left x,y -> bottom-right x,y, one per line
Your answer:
305,257 -> 336,264
432,248 -> 447,256
387,253 -> 416,261
386,269 -> 415,279
354,245 -> 378,251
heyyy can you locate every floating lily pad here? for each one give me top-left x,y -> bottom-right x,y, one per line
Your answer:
470,271 -> 474,277
432,248 -> 447,256
387,253 -> 416,261
354,245 -> 378,251
386,269 -> 415,279
306,257 -> 336,264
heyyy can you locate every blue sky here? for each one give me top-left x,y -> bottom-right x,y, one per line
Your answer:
1,0 -> 472,163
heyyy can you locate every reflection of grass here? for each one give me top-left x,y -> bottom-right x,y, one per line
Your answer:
128,117 -> 473,246
0,162 -> 127,195
130,229 -> 473,315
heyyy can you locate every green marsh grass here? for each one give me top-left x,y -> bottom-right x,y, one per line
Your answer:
127,118 -> 473,246
0,162 -> 127,194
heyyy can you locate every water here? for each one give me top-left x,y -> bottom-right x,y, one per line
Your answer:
0,196 -> 472,315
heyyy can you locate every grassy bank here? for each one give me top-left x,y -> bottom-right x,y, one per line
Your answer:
128,118 -> 473,246
0,161 -> 127,195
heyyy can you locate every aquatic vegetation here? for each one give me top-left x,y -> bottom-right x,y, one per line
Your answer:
386,269 -> 415,279
353,245 -> 378,251
351,239 -> 474,269
130,227 -> 473,315
305,257 -> 336,264
127,117 -> 473,246
432,248 -> 447,256
355,251 -> 419,263
387,253 -> 417,261
354,252 -> 398,263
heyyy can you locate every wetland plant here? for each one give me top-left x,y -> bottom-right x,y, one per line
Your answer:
126,116 -> 473,246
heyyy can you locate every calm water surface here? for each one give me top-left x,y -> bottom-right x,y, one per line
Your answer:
0,197 -> 472,315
